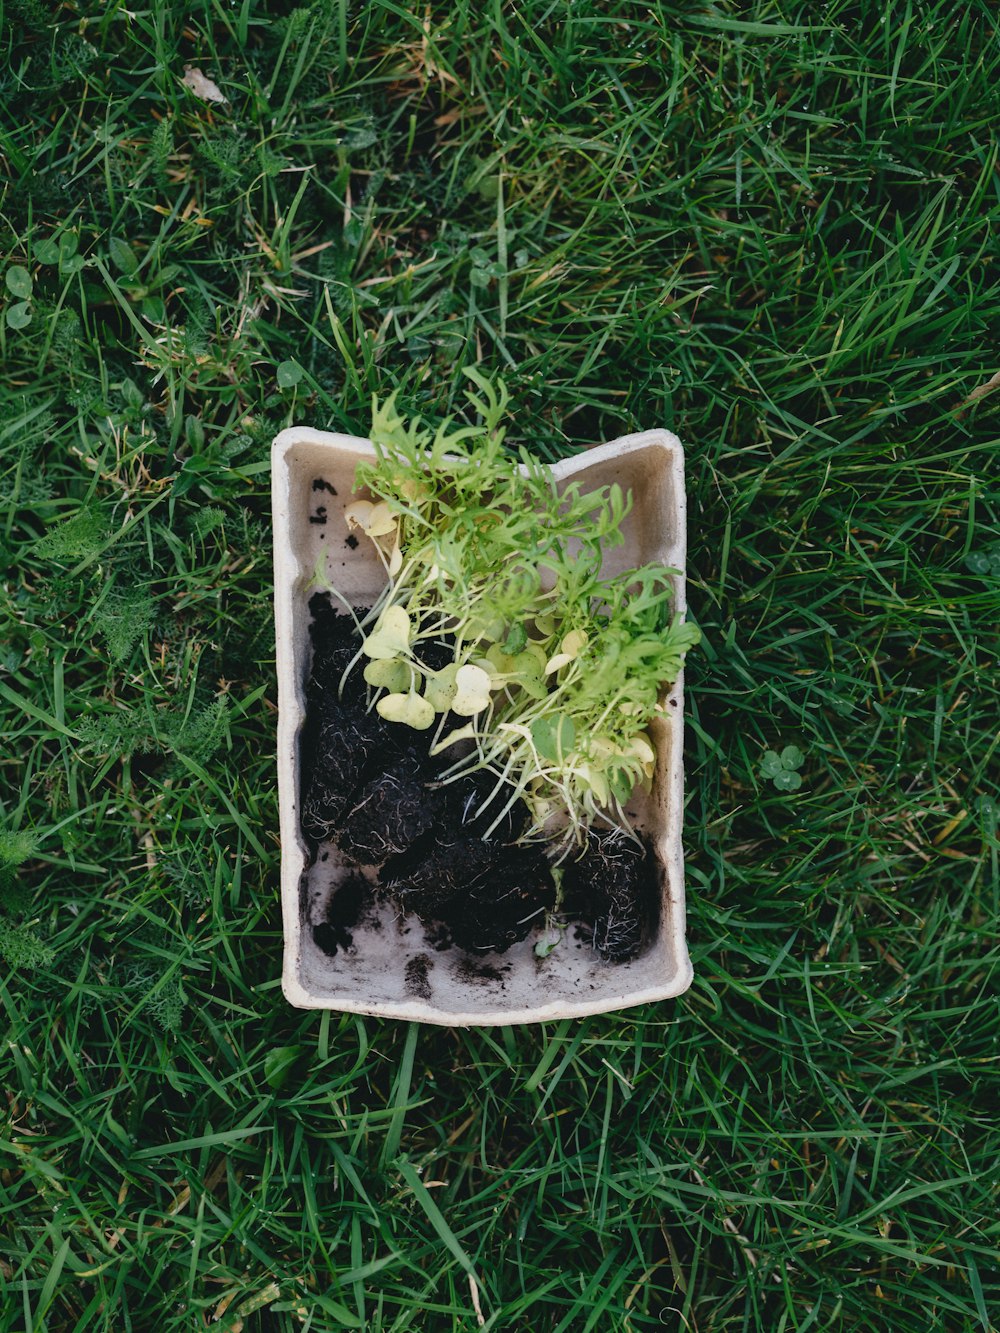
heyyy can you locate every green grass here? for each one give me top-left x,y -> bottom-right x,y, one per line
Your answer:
1,0 -> 999,1328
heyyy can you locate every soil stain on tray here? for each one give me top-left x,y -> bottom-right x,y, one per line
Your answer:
454,957 -> 508,986
404,954 -> 433,1000
300,595 -> 656,962
312,872 -> 370,956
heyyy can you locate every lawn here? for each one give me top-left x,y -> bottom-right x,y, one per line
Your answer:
2,1 -> 999,1329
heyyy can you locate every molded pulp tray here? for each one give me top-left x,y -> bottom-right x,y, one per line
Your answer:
272,427 -> 693,1025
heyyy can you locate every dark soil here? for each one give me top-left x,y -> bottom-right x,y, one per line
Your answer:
561,828 -> 659,961
337,749 -> 438,866
300,595 -> 655,961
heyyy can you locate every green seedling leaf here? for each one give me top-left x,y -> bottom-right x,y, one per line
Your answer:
377,691 -> 435,730
626,734 -> 656,768
345,499 -> 397,538
0,919 -> 55,969
5,302 -> 31,329
484,643 -> 546,697
423,663 -> 459,713
362,605 -> 411,659
503,622 -> 527,655
94,584 -> 156,663
5,266 -> 32,299
560,628 -> 589,658
364,657 -> 413,693
466,608 -> 506,642
534,925 -> 563,958
184,414 -> 204,450
451,663 -> 493,716
276,359 -> 303,388
576,761 -> 610,805
484,643 -> 518,680
510,647 -> 548,699
531,715 -> 576,762
430,723 -> 478,754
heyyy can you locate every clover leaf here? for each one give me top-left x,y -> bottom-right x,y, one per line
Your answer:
965,544 -> 1000,578
760,745 -> 805,792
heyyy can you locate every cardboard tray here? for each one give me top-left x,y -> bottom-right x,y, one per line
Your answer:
272,427 -> 692,1024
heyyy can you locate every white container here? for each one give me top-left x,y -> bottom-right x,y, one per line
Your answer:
272,427 -> 693,1025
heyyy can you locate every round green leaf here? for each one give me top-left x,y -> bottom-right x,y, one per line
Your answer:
779,745 -> 804,770
276,359 -> 303,388
5,266 -> 32,299
451,663 -> 492,717
5,302 -> 32,330
34,239 -> 60,265
363,657 -> 413,693
759,751 -> 782,778
772,770 -> 802,792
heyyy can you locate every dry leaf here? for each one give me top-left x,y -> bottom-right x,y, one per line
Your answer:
181,65 -> 227,105
953,367 -> 1000,419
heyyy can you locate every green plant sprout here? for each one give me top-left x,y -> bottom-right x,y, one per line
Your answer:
331,369 -> 700,846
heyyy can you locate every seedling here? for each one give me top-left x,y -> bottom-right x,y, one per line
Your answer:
331,371 -> 700,846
